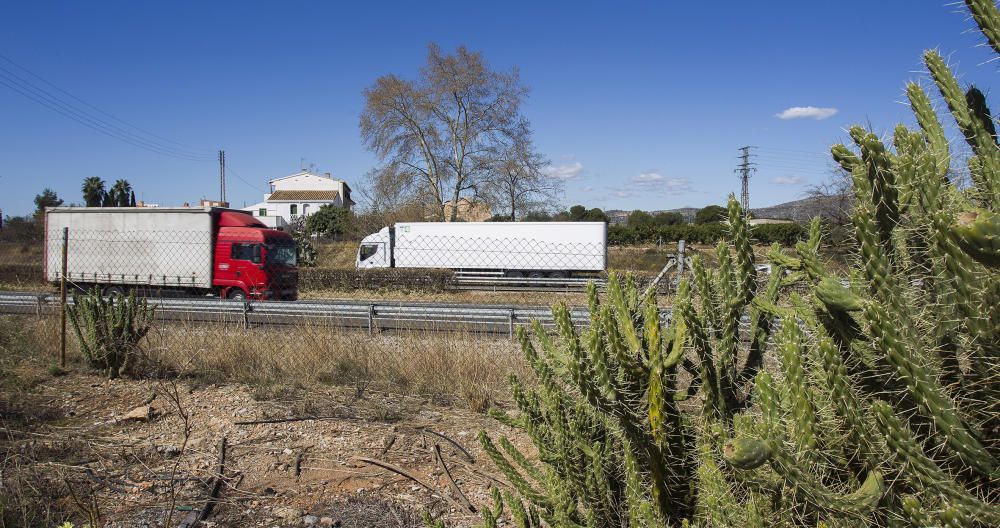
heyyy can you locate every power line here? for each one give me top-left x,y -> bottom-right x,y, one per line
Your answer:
224,164 -> 267,194
0,53 -> 211,154
0,54 -> 214,162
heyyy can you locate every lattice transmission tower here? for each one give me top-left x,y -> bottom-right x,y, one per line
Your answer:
735,146 -> 756,215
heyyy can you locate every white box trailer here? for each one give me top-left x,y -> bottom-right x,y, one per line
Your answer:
45,207 -> 216,289
356,222 -> 607,277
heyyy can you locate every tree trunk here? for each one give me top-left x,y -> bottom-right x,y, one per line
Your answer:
449,185 -> 461,221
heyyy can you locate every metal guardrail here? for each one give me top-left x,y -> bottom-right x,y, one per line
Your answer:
450,275 -> 607,292
0,291 -> 672,336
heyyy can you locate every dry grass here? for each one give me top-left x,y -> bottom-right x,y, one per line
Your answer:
313,240 -> 361,269
0,242 -> 44,266
152,324 -> 527,412
12,314 -> 529,413
0,315 -> 525,526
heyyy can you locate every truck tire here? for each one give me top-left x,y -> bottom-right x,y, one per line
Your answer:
527,271 -> 545,279
227,289 -> 247,302
548,271 -> 568,279
103,285 -> 126,298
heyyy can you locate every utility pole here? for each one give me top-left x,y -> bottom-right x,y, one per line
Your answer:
735,146 -> 756,215
218,150 -> 226,203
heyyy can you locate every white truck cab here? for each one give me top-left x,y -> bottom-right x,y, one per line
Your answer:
356,227 -> 391,268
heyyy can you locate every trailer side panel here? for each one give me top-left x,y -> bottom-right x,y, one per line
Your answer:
391,222 -> 606,271
45,207 -> 214,289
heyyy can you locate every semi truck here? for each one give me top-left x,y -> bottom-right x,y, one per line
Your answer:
44,207 -> 298,300
355,222 -> 607,277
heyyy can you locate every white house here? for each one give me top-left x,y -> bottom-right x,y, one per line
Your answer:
243,170 -> 353,229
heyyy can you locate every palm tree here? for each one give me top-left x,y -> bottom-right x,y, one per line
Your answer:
81,177 -> 105,207
110,179 -> 132,207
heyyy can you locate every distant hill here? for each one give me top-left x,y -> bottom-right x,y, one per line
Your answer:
608,195 -> 848,225
748,195 -> 848,223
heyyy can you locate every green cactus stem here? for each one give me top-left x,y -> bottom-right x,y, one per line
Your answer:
951,208 -> 1000,268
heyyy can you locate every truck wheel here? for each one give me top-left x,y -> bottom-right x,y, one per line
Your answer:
103,285 -> 126,298
548,271 -> 568,279
527,271 -> 545,279
228,289 -> 247,302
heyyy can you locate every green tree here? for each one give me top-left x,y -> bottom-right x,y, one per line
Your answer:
694,204 -> 726,224
652,211 -> 683,226
33,188 -> 63,218
110,179 -> 132,207
627,210 -> 655,228
522,210 -> 552,221
305,205 -> 353,238
586,208 -> 609,222
81,177 -> 106,207
567,204 -> 588,220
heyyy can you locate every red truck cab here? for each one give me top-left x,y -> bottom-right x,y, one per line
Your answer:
213,212 -> 298,301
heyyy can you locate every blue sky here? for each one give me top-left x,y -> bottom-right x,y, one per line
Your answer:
1,0 -> 997,217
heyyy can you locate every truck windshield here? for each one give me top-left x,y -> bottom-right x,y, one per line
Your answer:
359,244 -> 378,261
267,244 -> 297,267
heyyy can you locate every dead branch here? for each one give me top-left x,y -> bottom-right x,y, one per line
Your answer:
433,444 -> 475,513
353,456 -> 473,514
233,415 -> 344,426
198,436 -> 227,521
421,428 -> 475,463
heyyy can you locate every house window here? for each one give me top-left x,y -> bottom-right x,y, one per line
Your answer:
289,204 -> 298,216
302,204 -> 310,216
258,208 -> 267,217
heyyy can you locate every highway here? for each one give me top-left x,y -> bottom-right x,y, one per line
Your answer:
0,291 -> 672,336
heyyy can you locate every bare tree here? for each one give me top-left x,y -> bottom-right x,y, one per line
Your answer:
482,133 -> 561,220
355,165 -> 430,233
804,171 -> 853,226
360,43 -> 529,221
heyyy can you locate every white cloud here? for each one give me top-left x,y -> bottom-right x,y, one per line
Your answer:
769,175 -> 804,185
633,171 -> 664,184
775,106 -> 838,120
629,171 -> 691,194
543,161 -> 584,180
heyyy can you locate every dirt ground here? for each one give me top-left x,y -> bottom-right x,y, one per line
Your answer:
1,365 -> 531,527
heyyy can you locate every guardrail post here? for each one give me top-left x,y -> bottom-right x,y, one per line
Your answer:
368,304 -> 375,336
242,301 -> 251,330
60,227 -> 68,368
508,308 -> 515,339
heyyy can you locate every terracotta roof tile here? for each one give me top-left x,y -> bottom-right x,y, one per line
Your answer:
267,190 -> 340,201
